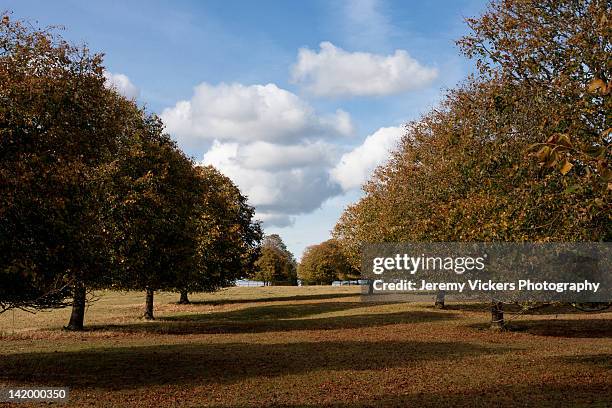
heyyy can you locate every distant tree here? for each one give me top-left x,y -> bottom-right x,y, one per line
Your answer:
298,239 -> 357,285
174,165 -> 262,304
0,14 -> 139,329
252,234 -> 297,285
263,234 -> 289,253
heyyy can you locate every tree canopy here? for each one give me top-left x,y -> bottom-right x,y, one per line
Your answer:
298,239 -> 357,285
0,14 -> 262,326
175,165 -> 262,303
0,14 -> 140,315
333,0 -> 610,326
252,234 -> 297,285
334,0 -> 610,258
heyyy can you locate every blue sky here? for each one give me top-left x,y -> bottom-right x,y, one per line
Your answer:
7,0 -> 488,258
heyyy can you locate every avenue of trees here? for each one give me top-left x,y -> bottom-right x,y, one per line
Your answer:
333,0 -> 610,328
0,15 -> 262,329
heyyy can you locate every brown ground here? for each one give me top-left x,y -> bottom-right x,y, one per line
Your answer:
0,287 -> 610,407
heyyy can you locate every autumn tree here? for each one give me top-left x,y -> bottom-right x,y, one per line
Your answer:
174,165 -> 262,304
252,234 -> 297,285
458,0 -> 610,207
456,0 -> 611,325
334,0 -> 610,329
298,239 -> 357,285
110,117 -> 201,320
0,14 -> 139,328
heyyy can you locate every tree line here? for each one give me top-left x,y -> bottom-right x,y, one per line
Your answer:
0,15 -> 263,329
332,0 -> 610,327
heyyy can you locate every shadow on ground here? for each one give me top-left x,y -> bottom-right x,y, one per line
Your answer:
86,301 -> 455,335
510,318 -> 612,338
442,302 -> 612,315
179,292 -> 359,306
286,382 -> 612,408
0,340 -> 509,390
556,354 -> 612,370
467,318 -> 612,338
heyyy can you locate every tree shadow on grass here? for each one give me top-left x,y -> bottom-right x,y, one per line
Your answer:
510,318 -> 612,338
442,302 -> 611,315
288,382 -> 612,408
468,318 -> 612,338
556,354 -> 612,370
0,340 -> 510,390
181,292 -> 359,306
87,302 -> 456,335
169,301 -> 368,320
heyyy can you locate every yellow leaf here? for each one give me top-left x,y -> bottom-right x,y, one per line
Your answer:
587,78 -> 606,93
560,160 -> 573,175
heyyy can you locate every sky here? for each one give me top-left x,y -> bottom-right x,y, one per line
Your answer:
6,0 -> 488,258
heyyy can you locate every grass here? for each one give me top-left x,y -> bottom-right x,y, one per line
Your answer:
0,286 -> 610,407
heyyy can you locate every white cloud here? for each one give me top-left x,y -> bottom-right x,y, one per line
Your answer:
103,71 -> 140,99
237,140 -> 336,171
201,140 -> 341,227
331,125 -> 404,190
161,82 -> 353,151
291,42 -> 437,97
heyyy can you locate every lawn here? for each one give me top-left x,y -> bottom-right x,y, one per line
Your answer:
0,286 -> 610,407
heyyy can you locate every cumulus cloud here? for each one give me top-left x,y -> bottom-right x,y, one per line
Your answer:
331,125 -> 404,190
103,71 -> 140,99
291,42 -> 437,97
236,140 -> 337,171
161,82 -> 353,151
202,140 -> 341,227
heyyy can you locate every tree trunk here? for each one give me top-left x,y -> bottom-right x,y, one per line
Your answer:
490,301 -> 504,330
434,290 -> 446,309
143,287 -> 155,320
66,280 -> 86,331
178,290 -> 190,304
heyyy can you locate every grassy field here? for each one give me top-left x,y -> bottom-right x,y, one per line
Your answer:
0,286 -> 610,407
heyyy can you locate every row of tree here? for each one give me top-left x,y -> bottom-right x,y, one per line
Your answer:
248,235 -> 358,286
0,15 -> 262,329
333,0 -> 610,327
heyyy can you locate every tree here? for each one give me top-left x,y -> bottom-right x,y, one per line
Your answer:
298,239 -> 357,285
334,0 -> 610,329
252,234 -> 297,285
0,14 -> 139,329
174,165 -> 262,304
457,0 -> 611,326
0,14 -> 261,325
458,0 -> 610,210
110,117 -> 201,320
